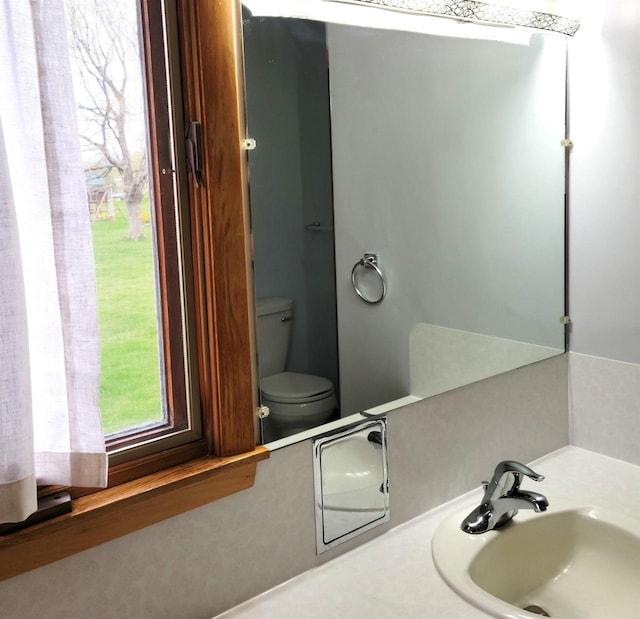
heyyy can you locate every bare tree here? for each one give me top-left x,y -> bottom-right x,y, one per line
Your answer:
67,0 -> 148,239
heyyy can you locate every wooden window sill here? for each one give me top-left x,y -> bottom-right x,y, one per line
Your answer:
0,446 -> 270,582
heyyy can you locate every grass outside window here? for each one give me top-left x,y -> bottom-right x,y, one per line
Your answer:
91,200 -> 163,436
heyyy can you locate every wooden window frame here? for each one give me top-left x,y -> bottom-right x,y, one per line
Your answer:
107,0 -> 195,459
0,0 -> 268,583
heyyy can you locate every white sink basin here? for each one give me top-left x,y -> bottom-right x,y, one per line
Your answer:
432,500 -> 640,619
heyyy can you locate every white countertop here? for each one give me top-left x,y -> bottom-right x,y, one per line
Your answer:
215,447 -> 640,619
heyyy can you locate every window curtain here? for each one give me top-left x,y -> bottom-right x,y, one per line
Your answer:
0,0 -> 107,524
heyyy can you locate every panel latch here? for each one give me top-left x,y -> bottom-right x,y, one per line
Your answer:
185,121 -> 203,188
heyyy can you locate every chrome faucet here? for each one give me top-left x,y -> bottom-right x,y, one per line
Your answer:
461,460 -> 549,534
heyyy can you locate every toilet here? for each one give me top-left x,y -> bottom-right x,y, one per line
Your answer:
256,297 -> 337,438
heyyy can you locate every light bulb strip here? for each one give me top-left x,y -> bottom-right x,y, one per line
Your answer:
337,0 -> 580,35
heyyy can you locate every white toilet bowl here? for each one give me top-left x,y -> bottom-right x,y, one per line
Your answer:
261,371 -> 337,437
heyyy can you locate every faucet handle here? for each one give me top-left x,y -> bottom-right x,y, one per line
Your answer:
494,460 -> 545,483
463,461 -> 548,534
482,460 -> 544,504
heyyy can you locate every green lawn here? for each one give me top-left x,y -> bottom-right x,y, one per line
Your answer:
91,200 -> 164,435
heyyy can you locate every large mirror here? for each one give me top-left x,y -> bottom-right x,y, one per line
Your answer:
241,8 -> 567,444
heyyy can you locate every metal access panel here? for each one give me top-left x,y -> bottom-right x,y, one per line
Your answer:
313,417 -> 389,554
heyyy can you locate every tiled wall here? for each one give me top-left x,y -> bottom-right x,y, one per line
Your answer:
0,354 -> 568,619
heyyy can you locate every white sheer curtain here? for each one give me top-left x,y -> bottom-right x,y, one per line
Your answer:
0,0 -> 107,524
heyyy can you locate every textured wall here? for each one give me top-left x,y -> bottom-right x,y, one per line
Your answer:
570,353 -> 640,465
410,323 -> 562,398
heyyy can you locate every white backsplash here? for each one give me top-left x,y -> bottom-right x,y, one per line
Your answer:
410,323 -> 563,399
0,355 -> 568,619
570,353 -> 640,466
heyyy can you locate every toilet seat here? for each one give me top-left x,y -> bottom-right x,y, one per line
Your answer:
261,371 -> 334,404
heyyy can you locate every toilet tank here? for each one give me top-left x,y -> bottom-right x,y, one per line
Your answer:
256,297 -> 294,378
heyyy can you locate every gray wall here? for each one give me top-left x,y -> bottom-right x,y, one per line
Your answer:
568,0 -> 640,463
328,26 -> 566,414
568,0 -> 640,364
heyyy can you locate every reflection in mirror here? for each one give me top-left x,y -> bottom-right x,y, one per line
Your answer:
242,10 -> 567,444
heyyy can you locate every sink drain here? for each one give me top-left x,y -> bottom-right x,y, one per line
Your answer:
523,604 -> 551,617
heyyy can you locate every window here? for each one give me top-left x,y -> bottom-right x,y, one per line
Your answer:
63,0 -> 260,478
93,0 -> 260,477
63,0 -> 202,467
0,0 -> 266,581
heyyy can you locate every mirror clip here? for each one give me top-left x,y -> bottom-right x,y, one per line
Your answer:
242,137 -> 257,151
256,405 -> 270,419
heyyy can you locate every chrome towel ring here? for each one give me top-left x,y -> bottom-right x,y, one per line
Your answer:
351,253 -> 386,304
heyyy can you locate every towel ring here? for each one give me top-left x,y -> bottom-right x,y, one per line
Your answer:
351,254 -> 386,304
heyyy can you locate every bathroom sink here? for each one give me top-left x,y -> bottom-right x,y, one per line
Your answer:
432,500 -> 640,619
